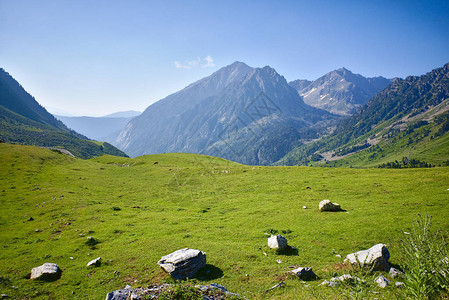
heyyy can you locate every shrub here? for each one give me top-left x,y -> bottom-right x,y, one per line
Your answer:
400,215 -> 449,299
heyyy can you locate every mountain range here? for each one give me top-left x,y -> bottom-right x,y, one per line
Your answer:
2,61 -> 448,167
0,68 -> 128,158
115,62 -> 337,165
279,62 -> 449,167
289,68 -> 392,116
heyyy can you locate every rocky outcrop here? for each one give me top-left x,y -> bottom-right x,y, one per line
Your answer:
105,283 -> 244,300
319,200 -> 342,212
157,248 -> 206,279
30,263 -> 61,281
345,244 -> 390,271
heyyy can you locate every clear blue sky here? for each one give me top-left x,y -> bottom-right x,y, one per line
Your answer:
1,0 -> 448,116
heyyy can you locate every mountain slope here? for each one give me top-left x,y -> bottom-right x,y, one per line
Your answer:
279,62 -> 449,167
116,62 -> 336,164
0,69 -> 128,158
290,68 -> 391,116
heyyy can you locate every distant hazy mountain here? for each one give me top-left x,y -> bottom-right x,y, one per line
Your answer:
56,111 -> 140,143
0,68 -> 128,158
289,68 -> 391,116
279,62 -> 449,167
103,110 -> 141,118
116,62 -> 336,164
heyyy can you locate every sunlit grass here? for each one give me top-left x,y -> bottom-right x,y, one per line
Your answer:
1,143 -> 448,299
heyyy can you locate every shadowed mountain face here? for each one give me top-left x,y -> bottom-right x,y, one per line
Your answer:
290,68 -> 392,116
0,68 -> 128,158
0,68 -> 69,131
116,62 -> 336,164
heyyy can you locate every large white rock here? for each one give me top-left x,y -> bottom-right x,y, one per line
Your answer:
319,200 -> 342,212
345,244 -> 390,271
267,235 -> 288,250
157,248 -> 206,279
30,263 -> 61,280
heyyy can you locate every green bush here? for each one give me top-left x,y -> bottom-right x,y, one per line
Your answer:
400,215 -> 449,299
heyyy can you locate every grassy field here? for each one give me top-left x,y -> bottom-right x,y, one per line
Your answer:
1,143 -> 449,299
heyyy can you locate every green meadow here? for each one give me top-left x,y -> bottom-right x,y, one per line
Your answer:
1,143 -> 448,299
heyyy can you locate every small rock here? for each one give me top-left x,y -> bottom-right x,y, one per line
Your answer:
69,257 -> 74,260
345,244 -> 390,271
87,257 -> 101,267
267,235 -> 288,251
319,199 -> 342,212
265,282 -> 285,292
276,259 -> 283,264
302,206 -> 307,209
125,285 -> 132,290
35,229 -> 40,232
1,294 -> 9,298
30,263 -> 61,280
291,267 -> 317,281
395,281 -> 404,287
389,267 -> 404,278
375,275 -> 390,288
335,254 -> 342,258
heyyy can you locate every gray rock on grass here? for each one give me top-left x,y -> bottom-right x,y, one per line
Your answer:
30,263 -> 61,280
389,267 -> 404,278
158,248 -> 206,280
345,244 -> 390,271
268,235 -> 288,251
291,267 -> 317,281
319,200 -> 342,212
87,257 -> 101,267
375,275 -> 390,288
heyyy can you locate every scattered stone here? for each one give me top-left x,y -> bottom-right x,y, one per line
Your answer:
345,244 -> 390,271
30,263 -> 61,280
291,267 -> 317,281
319,199 -> 342,212
1,294 -> 9,298
302,206 -> 307,209
335,254 -> 342,258
87,257 -> 101,267
322,274 -> 361,287
86,236 -> 98,246
375,275 -> 390,288
276,259 -> 283,264
157,248 -> 206,279
395,281 -> 404,287
263,252 -> 268,256
70,257 -> 74,260
267,235 -> 288,251
265,282 -> 285,293
35,229 -> 40,232
124,285 -> 132,290
389,267 -> 404,278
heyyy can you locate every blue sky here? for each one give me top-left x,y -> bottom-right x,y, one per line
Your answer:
1,0 -> 449,116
